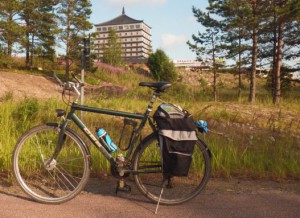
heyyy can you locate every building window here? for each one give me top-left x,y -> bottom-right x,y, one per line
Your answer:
130,25 -> 134,29
136,24 -> 140,28
103,27 -> 107,31
119,25 -> 123,30
97,28 -> 101,32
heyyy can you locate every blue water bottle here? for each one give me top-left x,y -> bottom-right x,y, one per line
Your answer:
96,128 -> 118,153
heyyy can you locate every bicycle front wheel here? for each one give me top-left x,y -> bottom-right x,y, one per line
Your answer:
133,133 -> 211,205
12,124 -> 90,204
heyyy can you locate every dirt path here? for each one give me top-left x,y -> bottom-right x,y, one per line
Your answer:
1,177 -> 299,218
0,71 -> 61,100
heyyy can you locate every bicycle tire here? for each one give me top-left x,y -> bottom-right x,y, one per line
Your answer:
133,132 -> 211,205
12,124 -> 91,204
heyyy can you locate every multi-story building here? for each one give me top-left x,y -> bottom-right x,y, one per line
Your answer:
94,8 -> 152,64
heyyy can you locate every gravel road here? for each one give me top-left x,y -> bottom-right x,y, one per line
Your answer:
0,177 -> 299,218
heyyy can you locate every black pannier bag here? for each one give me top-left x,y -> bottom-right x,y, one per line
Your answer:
154,103 -> 197,176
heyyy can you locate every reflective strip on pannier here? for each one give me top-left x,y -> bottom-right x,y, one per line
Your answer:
154,103 -> 197,176
159,130 -> 197,141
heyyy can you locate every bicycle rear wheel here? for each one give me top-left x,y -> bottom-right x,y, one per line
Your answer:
133,133 -> 211,205
12,124 -> 90,204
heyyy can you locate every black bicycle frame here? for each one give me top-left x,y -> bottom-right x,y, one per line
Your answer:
55,100 -> 156,167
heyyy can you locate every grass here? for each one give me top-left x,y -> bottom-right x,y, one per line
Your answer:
207,133 -> 300,180
1,67 -> 300,182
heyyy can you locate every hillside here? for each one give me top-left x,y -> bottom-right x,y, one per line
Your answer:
0,69 -> 299,180
0,71 -> 61,100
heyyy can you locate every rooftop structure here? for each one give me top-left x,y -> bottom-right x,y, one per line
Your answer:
94,8 -> 152,64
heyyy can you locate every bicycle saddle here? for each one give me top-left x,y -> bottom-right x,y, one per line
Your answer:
139,82 -> 172,92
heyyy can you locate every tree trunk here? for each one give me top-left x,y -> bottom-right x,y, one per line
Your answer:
238,31 -> 242,98
65,2 -> 71,79
30,35 -> 34,70
272,26 -> 277,100
25,32 -> 30,68
212,35 -> 217,102
249,0 -> 258,104
274,18 -> 283,104
272,0 -> 277,100
7,41 -> 12,57
7,14 -> 13,57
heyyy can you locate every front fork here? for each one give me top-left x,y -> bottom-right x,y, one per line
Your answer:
46,118 -> 69,167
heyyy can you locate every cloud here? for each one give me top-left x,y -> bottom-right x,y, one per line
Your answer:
160,34 -> 187,50
105,0 -> 166,6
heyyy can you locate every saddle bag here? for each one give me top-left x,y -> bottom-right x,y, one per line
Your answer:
154,103 -> 197,176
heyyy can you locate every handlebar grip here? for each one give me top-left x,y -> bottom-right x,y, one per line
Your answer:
53,73 -> 64,87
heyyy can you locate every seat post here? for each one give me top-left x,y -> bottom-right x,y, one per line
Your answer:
147,92 -> 158,112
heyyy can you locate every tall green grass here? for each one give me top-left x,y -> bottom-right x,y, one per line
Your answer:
1,95 -> 299,181
1,69 -> 299,181
207,134 -> 300,180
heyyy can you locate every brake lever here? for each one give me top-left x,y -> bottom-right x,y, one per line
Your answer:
70,72 -> 84,87
53,73 -> 64,87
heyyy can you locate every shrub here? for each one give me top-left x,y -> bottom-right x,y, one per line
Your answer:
147,49 -> 177,82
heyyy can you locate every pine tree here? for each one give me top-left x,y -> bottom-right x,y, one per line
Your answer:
0,0 -> 23,57
35,0 -> 59,62
248,0 -> 260,103
101,29 -> 124,67
19,0 -> 39,68
259,0 -> 300,104
19,0 -> 58,69
57,0 -> 93,78
214,0 -> 252,98
187,6 -> 223,101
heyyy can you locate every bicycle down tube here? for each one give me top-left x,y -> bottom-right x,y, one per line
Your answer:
57,102 -> 151,165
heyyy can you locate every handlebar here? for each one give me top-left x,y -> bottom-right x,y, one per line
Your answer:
53,72 -> 84,88
53,72 -> 84,103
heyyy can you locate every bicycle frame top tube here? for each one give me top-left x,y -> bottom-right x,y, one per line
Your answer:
60,90 -> 159,163
72,104 -> 145,120
70,88 -> 159,127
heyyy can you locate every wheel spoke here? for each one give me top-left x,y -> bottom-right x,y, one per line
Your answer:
13,125 -> 90,204
134,134 -> 211,205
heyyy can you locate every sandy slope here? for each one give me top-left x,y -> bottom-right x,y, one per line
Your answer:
0,71 -> 61,100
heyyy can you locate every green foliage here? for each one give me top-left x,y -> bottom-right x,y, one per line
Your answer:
0,67 -> 300,181
147,49 -> 177,82
0,0 -> 23,57
199,77 -> 208,87
12,98 -> 39,124
101,29 -> 124,67
57,0 -> 93,76
0,53 -> 16,68
208,133 -> 300,180
187,6 -> 223,101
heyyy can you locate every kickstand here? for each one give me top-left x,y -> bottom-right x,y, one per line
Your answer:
155,179 -> 167,214
116,179 -> 131,194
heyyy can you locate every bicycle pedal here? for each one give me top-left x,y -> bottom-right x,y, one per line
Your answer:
116,179 -> 131,194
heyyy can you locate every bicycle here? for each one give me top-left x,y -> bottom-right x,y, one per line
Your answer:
12,73 -> 211,205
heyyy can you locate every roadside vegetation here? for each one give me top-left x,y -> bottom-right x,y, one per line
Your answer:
0,66 -> 299,182
0,0 -> 299,183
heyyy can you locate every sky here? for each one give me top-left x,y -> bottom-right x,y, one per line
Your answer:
90,0 -> 208,61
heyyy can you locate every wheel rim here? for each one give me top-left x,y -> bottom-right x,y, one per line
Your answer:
14,126 -> 89,203
134,137 -> 210,204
